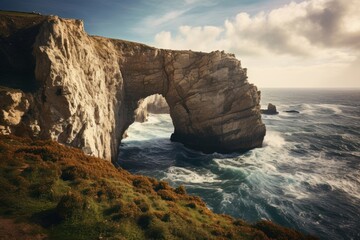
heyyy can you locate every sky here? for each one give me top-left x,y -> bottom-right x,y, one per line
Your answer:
1,0 -> 360,88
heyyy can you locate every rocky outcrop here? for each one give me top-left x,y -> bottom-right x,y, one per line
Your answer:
261,103 -> 279,115
0,87 -> 29,135
284,110 -> 300,113
0,12 -> 266,161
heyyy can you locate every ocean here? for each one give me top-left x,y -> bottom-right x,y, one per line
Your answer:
117,88 -> 360,240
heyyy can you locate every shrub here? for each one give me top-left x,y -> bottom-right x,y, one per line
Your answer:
174,185 -> 186,195
134,198 -> 150,212
186,202 -> 196,209
146,221 -> 168,240
21,163 -> 60,186
23,153 -> 42,163
161,213 -> 171,222
103,204 -> 121,216
138,213 -> 154,229
16,146 -> 60,162
253,220 -> 318,240
111,201 -> 139,221
104,185 -> 122,200
132,176 -> 153,193
233,219 -> 247,226
56,192 -> 86,220
211,227 -> 227,237
30,181 -> 55,200
157,189 -> 177,201
61,166 -> 89,181
154,181 -> 170,192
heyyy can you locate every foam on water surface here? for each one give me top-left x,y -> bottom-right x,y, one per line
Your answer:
164,166 -> 221,183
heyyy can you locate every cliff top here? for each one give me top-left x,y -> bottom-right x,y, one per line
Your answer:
0,10 -> 47,37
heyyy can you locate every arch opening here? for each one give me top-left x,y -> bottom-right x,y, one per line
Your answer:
118,94 -> 178,170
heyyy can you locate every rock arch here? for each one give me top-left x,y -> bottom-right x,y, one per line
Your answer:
1,15 -> 266,162
119,45 -> 265,158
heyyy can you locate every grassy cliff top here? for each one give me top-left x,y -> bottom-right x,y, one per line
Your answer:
0,135 -> 316,239
0,10 -> 47,37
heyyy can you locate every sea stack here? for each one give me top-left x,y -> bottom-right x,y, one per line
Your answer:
0,13 -> 266,161
261,103 -> 279,115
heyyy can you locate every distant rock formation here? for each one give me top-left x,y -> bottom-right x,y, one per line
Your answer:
134,94 -> 169,122
284,110 -> 300,113
261,103 -> 279,115
0,13 -> 266,161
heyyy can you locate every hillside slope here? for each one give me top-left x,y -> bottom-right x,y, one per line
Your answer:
0,135 -> 317,239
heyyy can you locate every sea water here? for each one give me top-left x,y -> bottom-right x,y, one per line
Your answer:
117,89 -> 360,240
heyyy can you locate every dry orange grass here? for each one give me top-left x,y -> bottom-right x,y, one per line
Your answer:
0,135 -> 318,239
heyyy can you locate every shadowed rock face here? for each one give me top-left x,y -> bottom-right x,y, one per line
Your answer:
0,13 -> 266,161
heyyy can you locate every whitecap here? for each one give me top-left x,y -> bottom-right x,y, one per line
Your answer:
220,192 -> 236,211
124,114 -> 174,141
263,131 -> 286,148
214,158 -> 249,169
317,104 -> 343,114
300,103 -> 346,116
163,166 -> 220,183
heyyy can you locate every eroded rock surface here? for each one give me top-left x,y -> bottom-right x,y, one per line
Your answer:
0,13 -> 266,161
0,87 -> 31,135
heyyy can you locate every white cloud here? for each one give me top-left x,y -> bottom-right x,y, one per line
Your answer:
153,0 -> 360,88
156,0 -> 360,56
155,25 -> 224,50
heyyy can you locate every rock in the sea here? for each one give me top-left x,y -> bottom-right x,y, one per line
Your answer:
284,110 -> 300,113
261,103 -> 279,115
0,13 -> 266,161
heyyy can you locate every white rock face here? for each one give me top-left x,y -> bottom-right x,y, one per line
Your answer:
0,15 -> 266,161
32,17 -> 125,160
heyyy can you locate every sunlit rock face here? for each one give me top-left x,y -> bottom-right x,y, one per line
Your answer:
0,13 -> 265,161
0,88 -> 30,135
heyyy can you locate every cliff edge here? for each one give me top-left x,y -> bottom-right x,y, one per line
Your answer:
0,11 -> 266,161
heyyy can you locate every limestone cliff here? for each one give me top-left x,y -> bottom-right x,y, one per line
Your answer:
0,12 -> 266,161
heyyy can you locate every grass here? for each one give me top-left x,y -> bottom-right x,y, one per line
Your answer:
0,135 -> 318,239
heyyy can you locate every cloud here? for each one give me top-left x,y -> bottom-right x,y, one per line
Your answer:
153,0 -> 360,88
154,0 -> 360,57
155,25 -> 224,50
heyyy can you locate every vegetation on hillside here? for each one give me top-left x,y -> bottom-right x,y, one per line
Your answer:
0,135 -> 317,239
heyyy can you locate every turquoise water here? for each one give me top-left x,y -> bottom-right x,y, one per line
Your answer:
117,89 -> 360,240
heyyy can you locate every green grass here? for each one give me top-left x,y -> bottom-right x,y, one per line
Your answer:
0,135 -> 318,239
